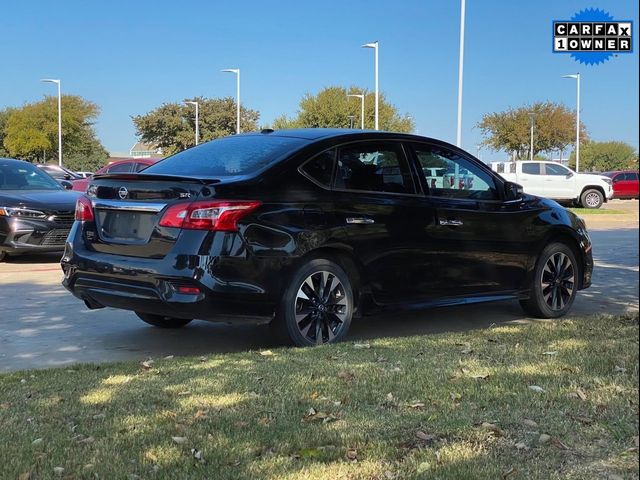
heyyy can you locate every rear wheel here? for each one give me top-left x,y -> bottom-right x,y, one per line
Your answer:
520,242 -> 578,318
580,189 -> 604,209
0,251 -> 6,262
271,258 -> 354,347
135,312 -> 193,328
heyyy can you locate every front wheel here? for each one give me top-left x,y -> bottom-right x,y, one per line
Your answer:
520,242 -> 578,318
135,312 -> 193,328
580,189 -> 604,209
0,251 -> 6,262
271,258 -> 354,347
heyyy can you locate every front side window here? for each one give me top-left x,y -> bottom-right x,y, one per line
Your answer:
624,172 -> 639,181
300,149 -> 335,188
335,142 -> 415,194
0,162 -> 62,191
545,163 -> 570,176
522,163 -> 542,175
412,144 -> 498,200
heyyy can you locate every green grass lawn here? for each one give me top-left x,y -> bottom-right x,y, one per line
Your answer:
568,208 -> 628,215
1,314 -> 638,480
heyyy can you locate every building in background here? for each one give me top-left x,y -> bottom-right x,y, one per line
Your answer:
129,142 -> 163,159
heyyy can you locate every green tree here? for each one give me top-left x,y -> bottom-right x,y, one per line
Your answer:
0,107 -> 16,157
133,97 -> 260,155
477,102 -> 587,159
270,86 -> 414,132
569,141 -> 639,172
3,95 -> 107,169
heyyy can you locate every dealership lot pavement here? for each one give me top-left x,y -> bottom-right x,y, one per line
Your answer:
1,214 -> 638,371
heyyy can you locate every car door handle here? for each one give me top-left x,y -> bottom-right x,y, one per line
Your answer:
439,219 -> 463,227
346,217 -> 375,225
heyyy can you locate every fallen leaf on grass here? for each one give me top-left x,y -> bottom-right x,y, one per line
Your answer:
78,436 -> 95,444
258,416 -> 271,426
163,355 -> 174,359
140,359 -> 154,370
258,350 -> 274,356
172,436 -> 188,444
551,438 -> 570,450
614,365 -> 627,373
19,472 -> 31,480
337,370 -> 355,382
353,343 -> 371,349
92,413 -> 106,420
528,385 -> 546,393
566,413 -> 594,425
415,431 -> 436,443
194,409 -> 208,420
191,448 -> 204,462
53,467 -> 64,475
346,448 -> 358,461
406,401 -> 425,409
303,408 -> 338,424
31,438 -> 43,445
177,391 -> 191,396
542,351 -> 558,356
471,373 -> 490,380
515,441 -> 529,451
450,392 -> 462,403
481,422 -> 505,437
502,467 -> 517,479
522,419 -> 538,428
538,434 -> 551,444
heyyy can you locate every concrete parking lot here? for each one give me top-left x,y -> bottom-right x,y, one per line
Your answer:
1,201 -> 638,371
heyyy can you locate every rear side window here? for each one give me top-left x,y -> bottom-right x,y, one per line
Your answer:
107,162 -> 134,173
522,163 -> 541,175
624,172 -> 638,181
335,142 -> 416,194
145,135 -> 307,177
300,149 -> 335,187
135,162 -> 151,172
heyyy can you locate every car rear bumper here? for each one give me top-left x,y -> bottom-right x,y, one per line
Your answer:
60,232 -> 286,322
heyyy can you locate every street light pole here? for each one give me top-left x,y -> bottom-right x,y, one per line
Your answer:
361,42 -> 379,130
562,73 -> 581,172
347,93 -> 365,129
456,0 -> 466,147
184,101 -> 199,145
40,78 -> 62,166
221,68 -> 241,134
529,113 -> 536,161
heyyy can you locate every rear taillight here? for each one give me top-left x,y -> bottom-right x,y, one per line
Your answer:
158,200 -> 261,231
75,195 -> 94,222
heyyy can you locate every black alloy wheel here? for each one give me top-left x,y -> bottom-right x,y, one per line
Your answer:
520,242 -> 578,318
272,258 -> 354,347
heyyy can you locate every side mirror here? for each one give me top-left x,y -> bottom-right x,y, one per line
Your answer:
566,172 -> 574,178
504,181 -> 524,201
60,180 -> 73,190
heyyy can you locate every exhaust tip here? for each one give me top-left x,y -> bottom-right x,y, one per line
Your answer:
83,298 -> 105,310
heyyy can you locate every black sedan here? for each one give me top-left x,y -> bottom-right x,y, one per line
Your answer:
61,129 -> 593,346
1,158 -> 80,262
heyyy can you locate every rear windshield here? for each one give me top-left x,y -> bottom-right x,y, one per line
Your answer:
144,135 -> 307,177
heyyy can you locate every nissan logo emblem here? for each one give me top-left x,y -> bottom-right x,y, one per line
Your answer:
118,187 -> 129,199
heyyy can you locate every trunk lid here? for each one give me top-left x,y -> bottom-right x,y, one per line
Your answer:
83,173 -> 216,258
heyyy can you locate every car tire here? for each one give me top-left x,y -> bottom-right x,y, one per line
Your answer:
135,312 -> 193,328
580,189 -> 604,209
271,258 -> 354,347
0,251 -> 6,262
519,242 -> 578,318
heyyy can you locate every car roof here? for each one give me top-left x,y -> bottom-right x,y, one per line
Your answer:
241,128 -> 440,143
0,157 -> 30,165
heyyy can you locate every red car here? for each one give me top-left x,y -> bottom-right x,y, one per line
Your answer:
72,158 -> 159,192
603,171 -> 639,199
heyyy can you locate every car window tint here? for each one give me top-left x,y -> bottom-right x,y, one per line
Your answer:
0,162 -> 61,190
300,149 -> 335,187
135,162 -> 151,172
545,163 -> 570,176
624,172 -> 638,181
522,163 -> 541,175
107,163 -> 134,173
145,135 -> 307,177
413,144 -> 497,200
335,143 -> 415,194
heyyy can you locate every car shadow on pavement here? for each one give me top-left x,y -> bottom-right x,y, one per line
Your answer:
2,252 -> 63,264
